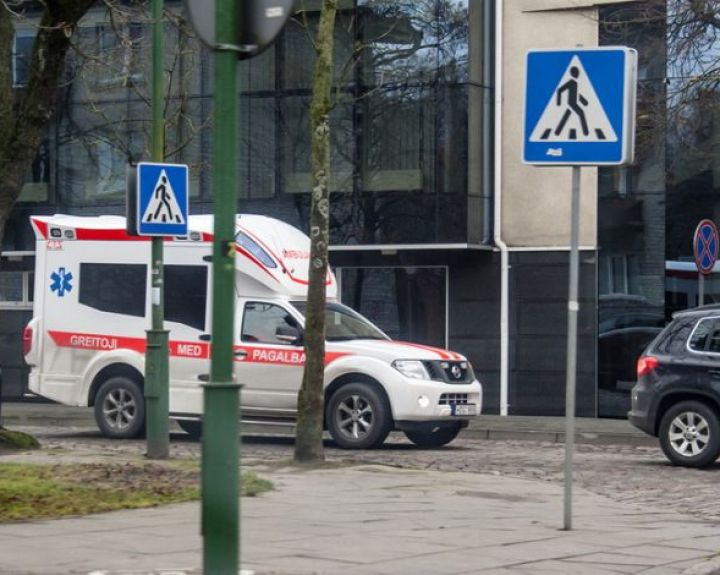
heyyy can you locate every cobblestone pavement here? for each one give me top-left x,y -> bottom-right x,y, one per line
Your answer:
12,424 -> 720,526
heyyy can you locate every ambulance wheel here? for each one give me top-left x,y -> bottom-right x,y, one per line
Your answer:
404,422 -> 463,448
326,382 -> 391,449
94,376 -> 145,439
177,420 -> 202,440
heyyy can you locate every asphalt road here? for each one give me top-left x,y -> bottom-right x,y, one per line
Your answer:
12,422 -> 720,527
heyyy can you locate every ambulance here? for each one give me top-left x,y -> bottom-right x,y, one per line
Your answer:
24,214 -> 482,449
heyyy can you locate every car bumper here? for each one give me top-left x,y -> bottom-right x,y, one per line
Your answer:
389,378 -> 483,421
628,381 -> 656,436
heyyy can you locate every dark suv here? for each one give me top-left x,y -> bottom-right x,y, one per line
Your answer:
630,306 -> 720,467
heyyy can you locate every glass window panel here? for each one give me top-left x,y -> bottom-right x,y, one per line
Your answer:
437,0 -> 469,83
18,139 -> 50,203
239,44 -> 276,92
282,18 -> 316,90
239,97 -> 277,199
362,86 -> 431,192
13,31 -> 34,87
0,310 -> 33,398
0,272 -> 23,302
689,318 -> 715,352
358,1 -> 440,87
241,302 -> 300,345
79,263 -> 146,317
165,265 -> 207,330
340,267 -> 446,348
598,3 -> 668,417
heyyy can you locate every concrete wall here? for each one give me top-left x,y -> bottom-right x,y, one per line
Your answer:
501,0 -> 635,248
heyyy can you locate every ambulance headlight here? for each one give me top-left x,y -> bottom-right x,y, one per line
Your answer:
392,360 -> 430,381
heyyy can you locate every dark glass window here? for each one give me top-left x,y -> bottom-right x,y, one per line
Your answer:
165,265 -> 207,330
340,266 -> 447,348
689,318 -> 720,353
656,318 -> 693,355
241,302 -> 299,345
13,32 -> 34,87
0,310 -> 33,398
79,263 -> 146,317
597,2 -> 667,417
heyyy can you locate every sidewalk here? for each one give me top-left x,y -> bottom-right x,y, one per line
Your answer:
1,463 -> 720,574
0,400 -> 656,446
3,401 -> 720,574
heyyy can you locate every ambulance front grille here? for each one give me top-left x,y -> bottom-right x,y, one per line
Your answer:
439,393 -> 469,405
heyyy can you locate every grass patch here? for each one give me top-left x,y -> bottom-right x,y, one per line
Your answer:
0,462 -> 272,522
0,428 -> 40,450
241,470 -> 273,497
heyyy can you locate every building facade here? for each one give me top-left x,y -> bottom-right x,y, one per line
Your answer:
0,0 -> 713,420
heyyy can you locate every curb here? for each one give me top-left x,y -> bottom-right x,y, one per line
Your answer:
461,428 -> 657,446
683,556 -> 720,575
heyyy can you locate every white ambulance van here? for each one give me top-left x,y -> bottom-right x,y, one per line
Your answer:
24,214 -> 482,448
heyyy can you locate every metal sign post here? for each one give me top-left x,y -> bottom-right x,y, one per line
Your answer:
563,166 -> 581,530
146,0 -> 168,460
182,2 -> 294,572
523,46 -> 637,531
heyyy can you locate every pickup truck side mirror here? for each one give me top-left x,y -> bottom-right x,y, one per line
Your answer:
276,324 -> 303,345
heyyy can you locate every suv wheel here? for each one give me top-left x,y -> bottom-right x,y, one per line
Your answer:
404,422 -> 463,448
659,400 -> 720,468
326,382 -> 392,449
177,420 -> 202,440
94,376 -> 145,439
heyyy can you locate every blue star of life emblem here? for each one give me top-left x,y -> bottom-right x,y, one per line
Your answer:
50,267 -> 73,297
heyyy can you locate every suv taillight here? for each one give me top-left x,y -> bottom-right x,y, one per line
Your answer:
23,326 -> 32,356
637,356 -> 658,377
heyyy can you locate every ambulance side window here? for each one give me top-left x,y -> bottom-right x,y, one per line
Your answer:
241,302 -> 299,345
79,263 -> 146,317
165,265 -> 207,331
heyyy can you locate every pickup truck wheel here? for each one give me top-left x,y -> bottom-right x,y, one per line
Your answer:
177,420 -> 202,440
94,376 -> 145,439
327,382 -> 391,449
404,422 -> 463,448
659,400 -> 720,468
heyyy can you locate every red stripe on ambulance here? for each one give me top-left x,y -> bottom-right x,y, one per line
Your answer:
48,331 -> 210,359
47,331 -> 351,365
234,346 -> 349,366
386,340 -> 460,360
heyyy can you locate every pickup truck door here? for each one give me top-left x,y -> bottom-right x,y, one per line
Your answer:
235,300 -> 305,417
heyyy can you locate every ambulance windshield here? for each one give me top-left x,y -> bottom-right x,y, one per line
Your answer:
291,302 -> 388,342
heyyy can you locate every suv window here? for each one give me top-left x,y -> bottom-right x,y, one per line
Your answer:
688,317 -> 720,354
656,318 -> 694,355
241,302 -> 300,345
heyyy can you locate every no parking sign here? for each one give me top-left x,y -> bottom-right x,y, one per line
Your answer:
694,219 -> 719,275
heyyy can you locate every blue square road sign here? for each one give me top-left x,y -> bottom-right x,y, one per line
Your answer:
137,162 -> 189,236
523,47 -> 637,166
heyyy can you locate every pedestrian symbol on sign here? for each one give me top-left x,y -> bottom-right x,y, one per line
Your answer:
530,56 -> 617,143
141,169 -> 185,225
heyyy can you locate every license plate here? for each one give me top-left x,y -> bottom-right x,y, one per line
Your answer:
452,404 -> 476,416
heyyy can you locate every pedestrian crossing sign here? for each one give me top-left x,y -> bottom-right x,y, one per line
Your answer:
523,47 -> 637,166
136,162 -> 189,236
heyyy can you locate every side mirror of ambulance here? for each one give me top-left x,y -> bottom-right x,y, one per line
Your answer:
276,325 -> 302,345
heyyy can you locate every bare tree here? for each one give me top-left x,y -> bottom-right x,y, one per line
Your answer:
291,0 -> 467,460
294,0 -> 337,463
0,0 -> 97,247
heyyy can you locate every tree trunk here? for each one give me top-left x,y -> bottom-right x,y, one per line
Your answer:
294,0 -> 337,463
0,1 -> 95,247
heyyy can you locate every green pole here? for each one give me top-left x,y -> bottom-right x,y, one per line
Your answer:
202,0 -> 240,572
146,0 -> 170,460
